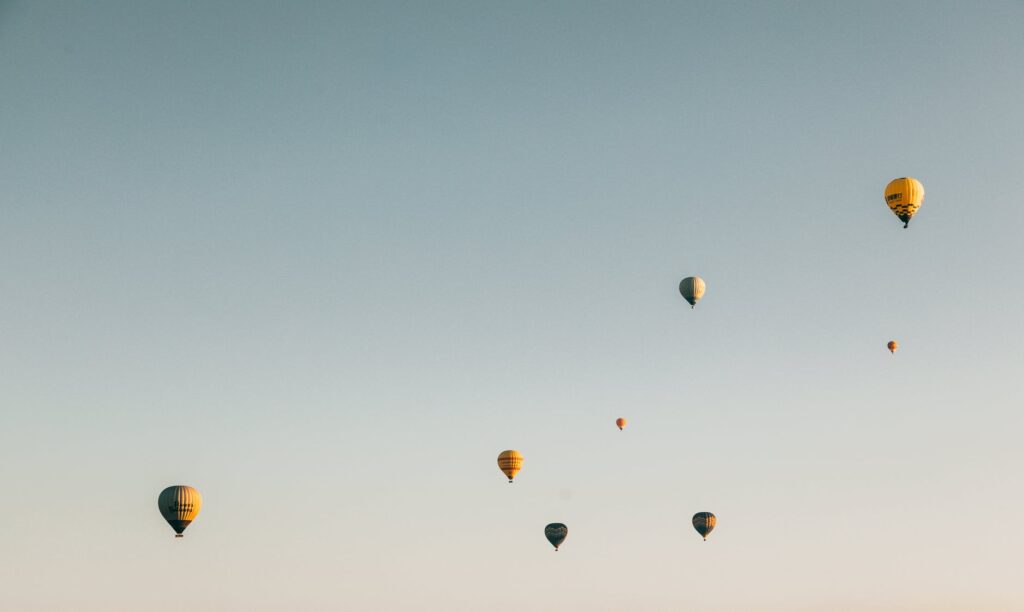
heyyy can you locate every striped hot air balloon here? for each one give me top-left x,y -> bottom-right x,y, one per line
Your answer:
884,177 -> 924,228
497,450 -> 523,483
679,276 -> 706,308
544,523 -> 568,551
692,512 -> 716,541
158,485 -> 202,538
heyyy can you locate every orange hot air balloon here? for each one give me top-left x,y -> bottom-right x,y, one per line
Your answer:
616,418 -> 627,431
884,177 -> 924,228
887,340 -> 898,354
497,450 -> 523,483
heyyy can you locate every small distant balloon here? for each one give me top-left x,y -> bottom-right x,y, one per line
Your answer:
545,523 -> 568,551
158,485 -> 202,538
497,450 -> 523,483
884,177 -> 924,228
887,340 -> 898,354
679,276 -> 706,308
692,512 -> 716,541
616,417 -> 627,431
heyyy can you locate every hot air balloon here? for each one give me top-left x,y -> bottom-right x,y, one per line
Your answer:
884,177 -> 924,228
692,512 -> 716,541
545,523 -> 568,551
616,417 -> 627,431
887,340 -> 898,354
158,485 -> 202,538
679,276 -> 705,308
497,450 -> 523,483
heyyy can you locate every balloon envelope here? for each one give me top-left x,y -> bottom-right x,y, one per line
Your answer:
616,417 -> 627,430
692,512 -> 716,541
884,177 -> 924,228
158,485 -> 202,538
497,450 -> 523,483
545,523 -> 568,551
679,276 -> 706,308
887,340 -> 898,354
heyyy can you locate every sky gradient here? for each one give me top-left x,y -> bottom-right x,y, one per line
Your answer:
2,1 -> 1024,610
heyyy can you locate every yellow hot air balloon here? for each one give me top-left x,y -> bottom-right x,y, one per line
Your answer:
679,276 -> 705,308
884,177 -> 924,228
158,485 -> 202,538
616,417 -> 627,431
887,340 -> 898,354
692,511 -> 716,541
497,450 -> 523,483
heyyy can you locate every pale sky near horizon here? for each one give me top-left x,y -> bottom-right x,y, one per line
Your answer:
2,1 -> 1024,610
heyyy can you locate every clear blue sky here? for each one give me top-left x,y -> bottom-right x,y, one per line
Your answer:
2,1 -> 1023,610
